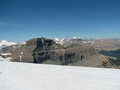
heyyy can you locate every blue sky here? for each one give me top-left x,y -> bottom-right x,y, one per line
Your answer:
0,0 -> 120,42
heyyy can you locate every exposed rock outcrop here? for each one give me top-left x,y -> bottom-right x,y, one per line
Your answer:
11,37 -> 120,68
11,38 -> 38,62
32,38 -> 96,65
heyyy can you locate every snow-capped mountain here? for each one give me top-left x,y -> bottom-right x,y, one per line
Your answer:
0,40 -> 26,49
54,38 -> 70,45
0,40 -> 17,48
53,37 -> 97,45
53,37 -> 82,45
72,36 -> 81,39
0,40 -> 26,60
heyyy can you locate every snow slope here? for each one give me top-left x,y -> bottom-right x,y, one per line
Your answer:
0,61 -> 120,90
0,56 -> 9,62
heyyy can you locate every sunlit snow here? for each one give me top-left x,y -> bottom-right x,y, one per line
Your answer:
0,57 -> 120,90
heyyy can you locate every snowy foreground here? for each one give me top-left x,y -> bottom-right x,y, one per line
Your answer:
0,58 -> 120,90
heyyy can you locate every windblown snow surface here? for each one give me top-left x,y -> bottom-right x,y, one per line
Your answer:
0,57 -> 120,90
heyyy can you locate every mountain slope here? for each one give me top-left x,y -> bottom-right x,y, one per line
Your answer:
0,61 -> 120,90
11,38 -> 120,68
0,56 -> 9,62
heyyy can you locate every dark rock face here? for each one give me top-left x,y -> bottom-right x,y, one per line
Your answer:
11,37 -> 120,68
34,38 -> 63,52
11,38 -> 64,63
11,37 -> 97,65
32,38 -> 96,65
33,38 -> 64,64
25,38 -> 37,46
12,38 -> 38,62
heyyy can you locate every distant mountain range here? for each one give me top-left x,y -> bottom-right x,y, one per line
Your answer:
0,37 -> 120,53
0,37 -> 90,49
0,40 -> 17,49
0,40 -> 26,49
6,37 -> 119,68
0,37 -> 120,69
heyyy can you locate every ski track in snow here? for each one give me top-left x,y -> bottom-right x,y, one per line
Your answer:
0,61 -> 120,90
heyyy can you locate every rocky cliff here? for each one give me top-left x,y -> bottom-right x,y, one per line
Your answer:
11,38 -> 37,62
11,37 -> 120,68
